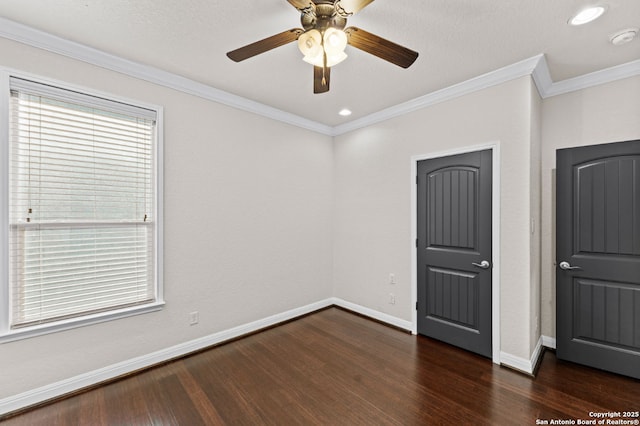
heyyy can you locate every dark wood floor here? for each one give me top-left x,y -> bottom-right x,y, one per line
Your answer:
2,307 -> 639,425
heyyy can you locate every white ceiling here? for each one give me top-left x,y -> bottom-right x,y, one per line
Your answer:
0,0 -> 638,126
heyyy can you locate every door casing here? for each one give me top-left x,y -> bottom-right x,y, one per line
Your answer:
411,142 -> 501,364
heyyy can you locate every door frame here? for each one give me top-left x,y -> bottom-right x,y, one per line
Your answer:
411,142 -> 501,364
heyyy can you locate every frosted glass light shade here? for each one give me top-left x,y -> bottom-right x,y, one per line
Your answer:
323,28 -> 348,54
297,30 -> 322,57
303,51 -> 347,67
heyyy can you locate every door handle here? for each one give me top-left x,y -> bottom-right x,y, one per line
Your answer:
472,260 -> 491,269
559,261 -> 582,271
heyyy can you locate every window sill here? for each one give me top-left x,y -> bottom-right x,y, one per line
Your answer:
0,301 -> 165,344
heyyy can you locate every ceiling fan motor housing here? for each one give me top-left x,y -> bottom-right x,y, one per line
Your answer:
301,2 -> 347,32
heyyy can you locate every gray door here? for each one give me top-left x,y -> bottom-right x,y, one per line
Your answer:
556,140 -> 640,379
417,149 -> 492,358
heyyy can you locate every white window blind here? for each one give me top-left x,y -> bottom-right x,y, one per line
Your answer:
8,78 -> 158,329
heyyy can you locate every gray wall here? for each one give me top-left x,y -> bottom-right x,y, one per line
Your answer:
2,32 -> 639,403
333,76 -> 540,360
0,37 -> 335,398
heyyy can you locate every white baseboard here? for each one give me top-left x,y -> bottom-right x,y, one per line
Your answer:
0,298 -> 334,416
330,297 -> 413,332
500,336 -> 544,375
542,335 -> 556,349
333,297 -> 551,375
2,298 -> 522,416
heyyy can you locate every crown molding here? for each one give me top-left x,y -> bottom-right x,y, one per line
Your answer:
541,59 -> 640,98
1,17 -> 639,137
331,55 -> 545,136
0,17 -> 334,136
332,55 -> 640,135
531,54 -> 554,97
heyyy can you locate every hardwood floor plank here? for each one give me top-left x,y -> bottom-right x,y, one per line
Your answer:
174,365 -> 227,424
2,307 -> 639,425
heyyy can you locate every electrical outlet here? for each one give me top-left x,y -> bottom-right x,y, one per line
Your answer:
189,311 -> 199,325
389,293 -> 396,305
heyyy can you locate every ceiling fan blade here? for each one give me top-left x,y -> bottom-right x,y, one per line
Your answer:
286,0 -> 315,12
345,27 -> 418,68
314,66 -> 330,94
227,29 -> 303,62
336,0 -> 374,15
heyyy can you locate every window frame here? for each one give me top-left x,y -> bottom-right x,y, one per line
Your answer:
0,69 -> 164,343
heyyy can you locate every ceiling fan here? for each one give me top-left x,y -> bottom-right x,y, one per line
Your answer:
226,0 -> 419,94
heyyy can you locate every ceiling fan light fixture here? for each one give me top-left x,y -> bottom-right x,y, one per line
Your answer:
324,27 -> 348,54
328,51 -> 348,66
568,5 -> 606,26
297,29 -> 322,57
303,51 -> 348,67
300,27 -> 348,67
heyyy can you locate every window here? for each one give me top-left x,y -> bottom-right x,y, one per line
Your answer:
1,75 -> 163,341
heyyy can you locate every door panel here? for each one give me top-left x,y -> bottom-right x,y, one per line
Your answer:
427,267 -> 478,329
417,149 -> 492,358
428,168 -> 476,250
576,157 -> 640,255
556,140 -> 640,379
574,279 -> 640,348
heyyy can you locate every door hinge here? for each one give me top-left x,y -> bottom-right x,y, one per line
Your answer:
416,238 -> 418,247
415,301 -> 418,310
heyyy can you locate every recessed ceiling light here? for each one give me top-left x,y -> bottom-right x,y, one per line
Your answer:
339,108 -> 352,117
610,28 -> 638,46
569,6 -> 606,26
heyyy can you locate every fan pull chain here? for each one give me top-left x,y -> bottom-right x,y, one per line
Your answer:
322,35 -> 328,86
322,62 -> 327,86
